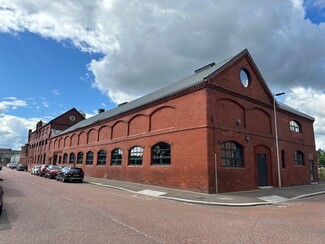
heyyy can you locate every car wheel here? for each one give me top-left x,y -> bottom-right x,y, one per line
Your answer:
56,177 -> 60,181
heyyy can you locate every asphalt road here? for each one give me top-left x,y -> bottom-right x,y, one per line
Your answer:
1,167 -> 325,244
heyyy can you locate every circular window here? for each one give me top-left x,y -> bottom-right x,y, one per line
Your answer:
69,115 -> 76,121
240,69 -> 250,87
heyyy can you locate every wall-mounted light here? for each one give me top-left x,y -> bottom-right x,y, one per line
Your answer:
245,135 -> 251,141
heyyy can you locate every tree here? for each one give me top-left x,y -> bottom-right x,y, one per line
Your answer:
316,149 -> 325,166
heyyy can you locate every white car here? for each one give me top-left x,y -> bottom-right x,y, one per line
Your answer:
31,165 -> 41,175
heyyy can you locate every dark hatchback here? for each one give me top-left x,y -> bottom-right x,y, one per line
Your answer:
16,164 -> 28,171
57,166 -> 84,183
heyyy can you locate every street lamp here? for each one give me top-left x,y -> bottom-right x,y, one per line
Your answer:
273,92 -> 285,189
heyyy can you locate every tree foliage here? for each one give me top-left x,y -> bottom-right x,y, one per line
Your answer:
316,149 -> 325,166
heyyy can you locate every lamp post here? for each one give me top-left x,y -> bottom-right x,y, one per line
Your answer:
273,92 -> 285,189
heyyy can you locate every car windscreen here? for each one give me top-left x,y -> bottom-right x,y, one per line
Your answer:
70,168 -> 83,173
52,166 -> 62,170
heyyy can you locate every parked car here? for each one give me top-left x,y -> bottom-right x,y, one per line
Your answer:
31,165 -> 41,175
57,166 -> 84,183
16,164 -> 28,171
37,164 -> 48,176
8,162 -> 19,169
44,165 -> 62,179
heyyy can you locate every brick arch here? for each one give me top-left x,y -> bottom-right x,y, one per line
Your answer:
64,136 -> 71,148
79,131 -> 87,145
128,114 -> 148,136
112,120 -> 127,139
247,108 -> 272,134
87,129 -> 98,143
71,133 -> 78,146
59,138 -> 64,149
150,106 -> 175,131
48,140 -> 53,150
54,139 -> 59,149
214,98 -> 245,128
98,125 -> 110,141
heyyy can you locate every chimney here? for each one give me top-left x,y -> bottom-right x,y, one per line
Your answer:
98,108 -> 105,114
78,110 -> 86,118
118,102 -> 128,107
28,129 -> 32,142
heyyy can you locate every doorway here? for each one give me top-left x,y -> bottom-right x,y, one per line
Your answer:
257,154 -> 267,186
309,160 -> 316,182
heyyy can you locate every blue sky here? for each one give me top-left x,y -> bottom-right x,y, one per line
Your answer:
0,31 -> 107,119
0,0 -> 324,150
304,0 -> 325,23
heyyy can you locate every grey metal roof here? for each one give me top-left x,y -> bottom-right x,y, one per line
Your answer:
278,102 -> 315,121
51,129 -> 63,136
58,50 -> 314,137
59,58 -> 231,135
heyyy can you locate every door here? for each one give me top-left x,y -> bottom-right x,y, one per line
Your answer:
257,154 -> 267,186
309,160 -> 315,182
53,155 -> 58,165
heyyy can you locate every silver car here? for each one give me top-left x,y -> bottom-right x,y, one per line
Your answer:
31,165 -> 41,175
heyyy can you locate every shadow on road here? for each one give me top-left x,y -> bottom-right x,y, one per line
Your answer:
0,210 -> 11,231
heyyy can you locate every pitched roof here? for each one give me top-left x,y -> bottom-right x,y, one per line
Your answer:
278,102 -> 314,121
60,57 -> 232,135
58,49 -> 314,136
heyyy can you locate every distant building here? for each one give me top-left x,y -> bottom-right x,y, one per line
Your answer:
10,154 -> 20,164
0,148 -> 21,166
20,108 -> 85,167
26,49 -> 317,193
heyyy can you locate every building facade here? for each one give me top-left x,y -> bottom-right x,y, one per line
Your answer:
0,148 -> 21,166
29,49 -> 316,193
21,108 -> 85,167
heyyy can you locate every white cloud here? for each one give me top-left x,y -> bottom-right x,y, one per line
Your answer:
0,97 -> 28,114
0,114 -> 38,150
2,0 -> 324,103
51,89 -> 60,95
285,88 -> 325,149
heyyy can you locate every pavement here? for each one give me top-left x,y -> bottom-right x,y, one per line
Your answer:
84,176 -> 325,206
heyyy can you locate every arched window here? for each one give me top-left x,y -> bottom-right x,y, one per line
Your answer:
97,150 -> 106,165
290,120 -> 301,133
77,152 -> 83,164
294,150 -> 304,165
69,153 -> 75,165
63,153 -> 68,164
151,142 -> 171,165
86,151 -> 94,165
128,146 -> 143,165
111,148 -> 122,166
221,141 -> 244,167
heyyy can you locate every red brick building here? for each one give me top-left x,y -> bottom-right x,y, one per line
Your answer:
39,49 -> 316,193
21,108 -> 85,167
